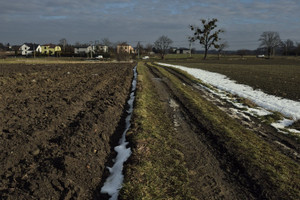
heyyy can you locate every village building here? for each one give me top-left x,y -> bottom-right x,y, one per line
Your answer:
117,43 -> 134,54
74,45 -> 95,55
19,43 -> 40,56
97,45 -> 108,53
175,48 -> 191,54
38,44 -> 62,56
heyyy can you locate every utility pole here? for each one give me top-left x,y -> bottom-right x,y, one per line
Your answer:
89,41 -> 93,58
63,39 -> 66,53
137,41 -> 140,59
33,43 -> 36,58
189,41 -> 192,58
188,37 -> 194,58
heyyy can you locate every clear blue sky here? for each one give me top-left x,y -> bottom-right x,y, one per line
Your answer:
1,0 -> 299,50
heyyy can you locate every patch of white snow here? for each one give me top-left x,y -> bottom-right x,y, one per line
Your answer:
100,66 -> 137,200
158,63 -> 300,121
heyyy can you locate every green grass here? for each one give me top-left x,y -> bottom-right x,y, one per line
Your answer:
151,63 -> 300,199
120,62 -> 195,199
260,112 -> 285,124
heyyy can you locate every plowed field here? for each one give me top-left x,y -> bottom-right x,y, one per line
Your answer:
0,63 -> 135,199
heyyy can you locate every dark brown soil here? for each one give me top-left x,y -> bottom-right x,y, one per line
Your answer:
0,63 -> 135,199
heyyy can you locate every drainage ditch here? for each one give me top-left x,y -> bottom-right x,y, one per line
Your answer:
100,65 -> 137,200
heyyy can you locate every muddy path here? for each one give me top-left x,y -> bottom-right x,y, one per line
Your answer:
144,63 -> 258,199
145,62 -> 300,199
0,63 -> 136,199
155,63 -> 300,162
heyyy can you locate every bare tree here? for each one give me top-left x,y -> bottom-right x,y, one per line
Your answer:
59,38 -> 67,52
136,42 -> 144,59
154,35 -> 173,59
296,42 -> 300,56
217,41 -> 228,60
189,18 -> 224,60
282,39 -> 294,56
75,41 -> 81,46
101,38 -> 112,47
236,49 -> 249,58
259,31 -> 281,58
145,43 -> 153,54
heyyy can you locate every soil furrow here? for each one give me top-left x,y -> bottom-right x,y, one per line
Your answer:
0,63 -> 136,199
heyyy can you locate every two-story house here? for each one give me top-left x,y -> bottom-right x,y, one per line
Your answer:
19,43 -> 40,56
74,45 -> 95,55
38,44 -> 62,55
97,45 -> 108,53
117,43 -> 134,54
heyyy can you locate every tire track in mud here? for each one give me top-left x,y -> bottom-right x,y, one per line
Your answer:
146,64 -> 257,199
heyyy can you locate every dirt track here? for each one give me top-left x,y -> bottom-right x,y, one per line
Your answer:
157,64 -> 300,162
143,63 -> 299,199
0,63 -> 135,199
145,64 -> 256,199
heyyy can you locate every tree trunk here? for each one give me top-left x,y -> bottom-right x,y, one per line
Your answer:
203,47 -> 208,60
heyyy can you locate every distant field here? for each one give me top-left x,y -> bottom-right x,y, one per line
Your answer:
0,57 -> 84,64
165,56 -> 300,101
0,57 -> 122,64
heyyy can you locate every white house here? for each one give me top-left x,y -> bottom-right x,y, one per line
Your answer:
97,45 -> 108,53
74,45 -> 95,54
36,45 -> 42,53
175,48 -> 191,54
19,43 -> 40,56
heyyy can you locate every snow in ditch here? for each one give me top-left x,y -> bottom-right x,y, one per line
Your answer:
101,66 -> 137,200
157,62 -> 300,132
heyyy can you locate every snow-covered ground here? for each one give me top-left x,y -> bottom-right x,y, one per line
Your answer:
158,63 -> 300,132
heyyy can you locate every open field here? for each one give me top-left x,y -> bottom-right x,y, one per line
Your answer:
0,58 -> 299,199
122,62 -> 299,199
0,57 -> 134,64
0,63 -> 135,199
163,55 -> 300,101
0,57 -> 85,64
164,54 -> 300,64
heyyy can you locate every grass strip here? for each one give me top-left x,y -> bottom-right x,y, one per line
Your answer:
120,62 -> 195,199
152,63 -> 300,199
